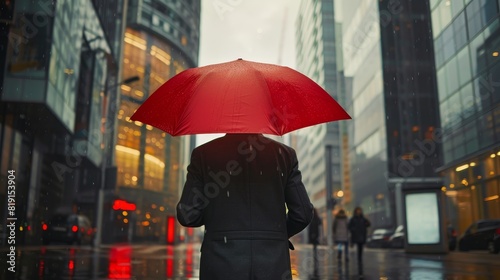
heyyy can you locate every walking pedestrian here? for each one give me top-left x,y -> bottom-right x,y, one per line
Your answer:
348,207 -> 370,277
308,208 -> 322,250
333,209 -> 349,262
308,208 -> 322,279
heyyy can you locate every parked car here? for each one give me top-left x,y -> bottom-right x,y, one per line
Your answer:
367,228 -> 393,248
488,226 -> 500,254
42,214 -> 94,245
458,219 -> 500,252
389,225 -> 405,248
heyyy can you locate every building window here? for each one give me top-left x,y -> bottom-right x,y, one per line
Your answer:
467,0 -> 483,38
457,47 -> 472,86
152,14 -> 160,26
484,180 -> 500,219
452,12 -> 468,50
116,145 -> 140,188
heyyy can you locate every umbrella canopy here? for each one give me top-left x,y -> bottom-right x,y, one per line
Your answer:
131,59 -> 351,136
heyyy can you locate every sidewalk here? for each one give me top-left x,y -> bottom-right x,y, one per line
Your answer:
291,244 -> 500,279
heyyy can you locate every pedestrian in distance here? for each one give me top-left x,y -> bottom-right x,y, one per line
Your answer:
308,207 -> 322,279
177,133 -> 314,279
348,206 -> 370,277
333,209 -> 349,262
308,207 -> 322,251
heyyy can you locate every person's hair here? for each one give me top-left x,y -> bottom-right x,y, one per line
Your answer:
354,207 -> 363,215
338,209 -> 345,215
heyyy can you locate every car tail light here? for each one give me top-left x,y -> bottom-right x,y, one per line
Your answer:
495,228 -> 500,235
71,225 -> 78,232
42,224 -> 48,231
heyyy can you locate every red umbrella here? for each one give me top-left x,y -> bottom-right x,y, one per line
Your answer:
131,59 -> 350,136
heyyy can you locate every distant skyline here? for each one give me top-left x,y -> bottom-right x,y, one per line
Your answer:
196,0 -> 300,146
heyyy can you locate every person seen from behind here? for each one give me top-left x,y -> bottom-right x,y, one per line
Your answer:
348,206 -> 370,276
177,134 -> 314,279
333,209 -> 349,262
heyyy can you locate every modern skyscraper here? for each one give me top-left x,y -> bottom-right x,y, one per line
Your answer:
0,0 -> 126,245
114,0 -> 200,243
336,0 -> 442,229
295,0 -> 344,244
430,0 -> 500,234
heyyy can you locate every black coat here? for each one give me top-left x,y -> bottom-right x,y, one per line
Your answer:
348,215 -> 371,244
177,134 -> 313,279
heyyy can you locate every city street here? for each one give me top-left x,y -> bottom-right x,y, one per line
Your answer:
1,244 -> 499,279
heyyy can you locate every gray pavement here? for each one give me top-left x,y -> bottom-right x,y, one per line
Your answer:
0,243 -> 499,279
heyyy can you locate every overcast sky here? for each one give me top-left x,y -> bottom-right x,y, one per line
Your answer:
196,0 -> 301,146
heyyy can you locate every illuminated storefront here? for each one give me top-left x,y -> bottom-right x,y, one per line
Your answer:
431,0 -> 500,234
115,1 -> 200,243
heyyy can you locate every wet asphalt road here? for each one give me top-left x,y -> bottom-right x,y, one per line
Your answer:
1,243 -> 499,279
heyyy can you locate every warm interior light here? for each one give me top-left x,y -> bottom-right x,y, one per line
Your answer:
456,164 -> 469,172
493,51 -> 499,57
116,145 -> 140,156
491,154 -> 496,158
120,85 -> 131,92
484,195 -> 499,202
469,162 -> 476,167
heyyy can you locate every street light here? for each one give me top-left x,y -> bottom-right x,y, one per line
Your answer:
336,190 -> 344,198
94,76 -> 140,248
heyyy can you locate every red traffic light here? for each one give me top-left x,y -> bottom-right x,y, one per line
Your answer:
113,199 -> 136,211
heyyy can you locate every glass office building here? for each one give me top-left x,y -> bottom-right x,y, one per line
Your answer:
431,0 -> 500,234
337,0 -> 442,229
295,0 -> 344,244
115,0 -> 200,243
0,0 -> 125,245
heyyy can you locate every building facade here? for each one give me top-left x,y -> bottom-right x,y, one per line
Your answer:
114,0 -> 200,243
337,0 -> 442,229
0,0 -> 126,245
431,0 -> 500,234
295,0 -> 344,244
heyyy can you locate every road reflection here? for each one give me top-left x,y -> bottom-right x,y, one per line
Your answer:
108,245 -> 131,279
4,244 -> 500,279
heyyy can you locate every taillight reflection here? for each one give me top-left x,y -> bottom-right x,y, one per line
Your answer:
71,225 -> 78,232
186,244 -> 193,277
166,246 -> 174,278
109,245 -> 131,279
